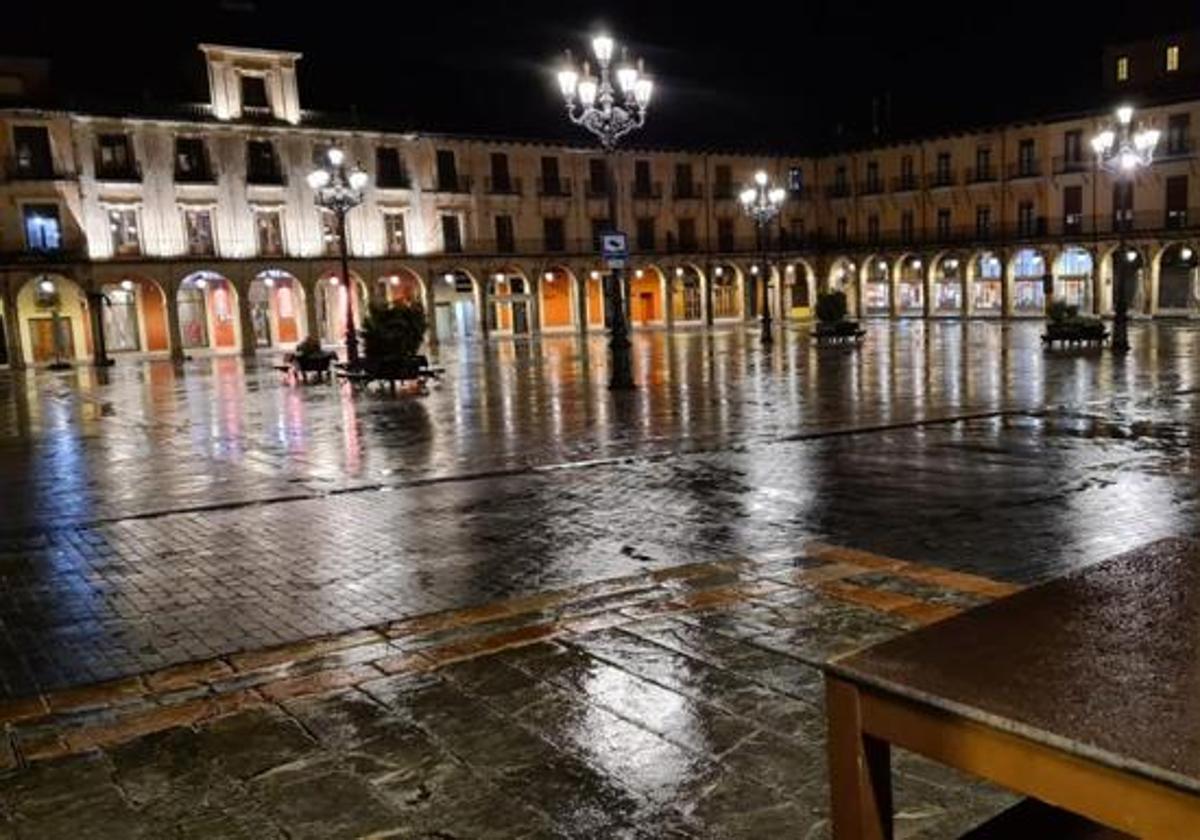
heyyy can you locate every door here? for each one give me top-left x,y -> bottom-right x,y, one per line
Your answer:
639,293 -> 653,325
513,301 -> 529,335
435,302 -> 455,340
30,316 -> 73,363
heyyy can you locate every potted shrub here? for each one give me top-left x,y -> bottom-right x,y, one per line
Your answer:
1044,301 -> 1107,346
361,301 -> 428,378
814,290 -> 865,343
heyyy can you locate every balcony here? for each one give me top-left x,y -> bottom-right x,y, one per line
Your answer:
585,181 -> 609,199
95,161 -> 143,183
1007,161 -> 1042,179
434,175 -> 472,193
485,176 -> 522,195
825,183 -> 852,200
631,181 -> 662,200
966,166 -> 997,184
174,165 -> 216,184
4,157 -> 72,181
857,180 -> 884,196
536,177 -> 571,197
246,166 -> 285,186
1052,156 -> 1089,175
376,172 -> 412,190
925,172 -> 957,189
672,183 -> 704,200
891,175 -> 919,193
712,185 -> 736,201
1159,139 -> 1194,161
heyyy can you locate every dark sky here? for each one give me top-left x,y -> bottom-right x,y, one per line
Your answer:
5,1 -> 1198,152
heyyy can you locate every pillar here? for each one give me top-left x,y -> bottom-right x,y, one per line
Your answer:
528,275 -> 542,337
1,278 -> 24,369
575,273 -> 588,336
425,274 -> 439,347
165,281 -> 185,364
665,271 -> 675,331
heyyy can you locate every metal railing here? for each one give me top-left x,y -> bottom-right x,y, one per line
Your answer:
965,166 -> 997,184
631,181 -> 662,199
857,180 -> 884,196
825,183 -> 852,199
891,175 -> 919,193
925,172 -> 957,189
1007,161 -> 1042,179
433,175 -> 472,193
536,177 -> 572,197
95,161 -> 143,183
484,176 -> 522,195
671,183 -> 704,200
1052,156 -> 1089,175
246,167 -> 286,186
4,157 -> 74,181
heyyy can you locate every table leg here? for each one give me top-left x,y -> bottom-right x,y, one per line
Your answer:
827,675 -> 893,840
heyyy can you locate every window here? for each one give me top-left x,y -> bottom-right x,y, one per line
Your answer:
636,217 -> 656,251
13,126 -> 52,177
1063,130 -> 1083,166
1168,113 -> 1190,155
1112,184 -> 1134,229
834,165 -> 847,191
975,147 -> 992,180
936,152 -> 951,184
540,156 -> 562,195
787,166 -> 803,194
489,152 -> 512,193
255,210 -> 284,256
716,218 -> 734,251
936,208 -> 951,240
866,214 -> 879,244
588,159 -> 608,196
183,209 -> 215,256
435,149 -> 459,191
494,214 -> 515,252
1167,44 -> 1180,73
1116,55 -> 1129,82
900,155 -> 914,189
1166,175 -> 1188,228
107,208 -> 141,256
900,210 -> 914,243
715,164 -> 734,199
634,160 -> 653,197
1017,201 -> 1035,237
22,203 -> 61,251
591,218 -> 611,251
788,217 -> 804,245
175,137 -> 211,182
1018,139 -> 1035,176
1063,186 -> 1083,234
674,162 -> 695,198
320,213 -> 339,256
240,74 -> 269,108
97,134 -> 136,179
836,217 -> 848,243
376,147 -> 409,188
543,217 -> 565,251
976,205 -> 992,238
384,213 -> 407,255
677,218 -> 697,251
246,140 -> 282,184
866,160 -> 880,192
441,214 -> 463,253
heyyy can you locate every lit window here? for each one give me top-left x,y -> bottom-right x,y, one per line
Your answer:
1167,45 -> 1180,72
1116,56 -> 1129,82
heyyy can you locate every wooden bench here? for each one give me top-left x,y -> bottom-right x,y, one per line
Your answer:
825,537 -> 1200,839
335,356 -> 444,394
814,328 -> 866,345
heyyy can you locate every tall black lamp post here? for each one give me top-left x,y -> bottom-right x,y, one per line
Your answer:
740,170 -> 786,345
307,147 -> 369,368
556,33 -> 654,390
1091,105 -> 1159,355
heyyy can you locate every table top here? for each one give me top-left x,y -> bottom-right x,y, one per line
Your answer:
828,537 -> 1200,795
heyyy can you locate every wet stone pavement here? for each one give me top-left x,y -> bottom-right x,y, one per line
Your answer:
0,320 -> 1198,836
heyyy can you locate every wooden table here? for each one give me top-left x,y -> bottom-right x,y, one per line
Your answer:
825,537 -> 1200,839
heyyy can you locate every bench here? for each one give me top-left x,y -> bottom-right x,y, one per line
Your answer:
1041,327 -> 1109,349
961,798 -> 1130,839
335,355 -> 444,394
814,326 -> 866,345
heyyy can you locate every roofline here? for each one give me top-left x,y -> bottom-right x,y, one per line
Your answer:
198,43 -> 303,61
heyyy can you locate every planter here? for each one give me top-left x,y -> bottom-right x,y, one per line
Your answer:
814,320 -> 866,344
1042,321 -> 1108,348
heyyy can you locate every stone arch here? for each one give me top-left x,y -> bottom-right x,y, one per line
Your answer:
895,253 -> 926,316
315,270 -> 369,346
249,269 -> 306,349
486,266 -> 534,336
1152,241 -> 1200,315
178,271 -> 240,352
433,267 -> 481,341
967,250 -> 1004,316
1096,243 -> 1151,315
630,265 -> 667,328
16,273 -> 92,365
1010,247 -> 1049,316
92,272 -> 171,355
710,262 -> 743,321
670,263 -> 705,325
378,267 -> 426,309
781,259 -> 816,319
861,255 -> 892,317
539,265 -> 577,332
930,252 -> 966,315
1053,247 -> 1096,314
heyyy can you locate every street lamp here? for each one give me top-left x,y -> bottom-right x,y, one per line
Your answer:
1092,104 -> 1159,354
740,170 -> 786,345
307,146 -> 369,368
557,33 -> 653,390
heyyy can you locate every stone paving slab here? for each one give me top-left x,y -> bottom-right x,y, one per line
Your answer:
0,545 -> 1023,838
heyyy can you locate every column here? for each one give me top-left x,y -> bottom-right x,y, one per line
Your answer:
1,278 -> 24,369
665,271 -> 675,331
425,274 -> 439,347
575,274 -> 588,336
528,275 -> 542,338
165,281 -> 185,364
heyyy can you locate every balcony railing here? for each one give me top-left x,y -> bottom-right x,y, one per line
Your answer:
857,180 -> 884,196
95,161 -> 143,183
1159,139 -> 1194,161
672,183 -> 704,200
536,177 -> 572,197
4,157 -> 73,181
825,183 -> 852,199
966,166 -> 997,184
1007,161 -> 1042,179
712,185 -> 736,201
585,181 -> 610,199
1052,156 -> 1089,175
433,174 -> 472,193
631,181 -> 662,199
925,172 -> 957,189
246,167 -> 286,186
175,166 -> 216,184
485,176 -> 522,195
376,172 -> 412,189
891,175 -> 919,193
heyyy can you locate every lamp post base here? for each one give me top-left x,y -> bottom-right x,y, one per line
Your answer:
760,314 -> 774,346
608,336 -> 635,390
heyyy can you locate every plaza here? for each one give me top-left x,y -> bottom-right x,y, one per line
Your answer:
0,320 -> 1198,836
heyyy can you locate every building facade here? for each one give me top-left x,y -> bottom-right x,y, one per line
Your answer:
1,43 -> 1198,368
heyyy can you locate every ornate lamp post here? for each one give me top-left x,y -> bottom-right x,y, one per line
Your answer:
307,147 -> 369,367
556,34 -> 653,390
740,171 -> 786,345
1092,105 -> 1159,355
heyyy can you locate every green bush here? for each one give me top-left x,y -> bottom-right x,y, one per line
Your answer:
1048,301 -> 1078,323
362,301 -> 427,364
294,335 -> 324,358
815,291 -> 848,324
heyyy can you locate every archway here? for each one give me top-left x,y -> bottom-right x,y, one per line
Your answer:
487,269 -> 532,336
98,276 -> 170,354
378,269 -> 424,308
1012,248 -> 1047,315
1104,246 -> 1148,314
316,271 -> 368,346
711,264 -> 741,320
249,270 -> 305,349
896,255 -> 925,316
932,254 -> 965,315
540,267 -> 576,332
17,274 -> 91,364
1156,243 -> 1198,315
970,251 -> 1003,316
178,272 -> 238,351
584,268 -> 606,329
630,266 -> 665,327
670,265 -> 704,325
434,269 -> 479,341
1055,248 -> 1094,313
862,256 -> 891,316
829,257 -> 859,316
782,261 -> 815,320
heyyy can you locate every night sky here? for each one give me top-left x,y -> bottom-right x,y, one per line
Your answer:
4,1 -> 1197,152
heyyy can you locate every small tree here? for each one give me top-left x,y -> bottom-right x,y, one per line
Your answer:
361,301 -> 427,365
815,290 -> 848,324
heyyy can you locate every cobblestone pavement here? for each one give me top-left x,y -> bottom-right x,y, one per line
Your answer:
0,545 -> 1022,839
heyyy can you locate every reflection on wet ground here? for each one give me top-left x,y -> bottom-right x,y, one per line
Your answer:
0,320 -> 1197,836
